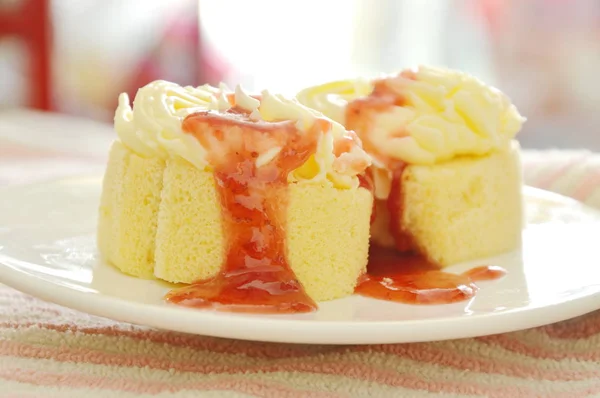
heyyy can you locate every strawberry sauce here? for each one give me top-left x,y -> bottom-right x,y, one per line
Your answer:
165,110 -> 330,313
356,246 -> 506,305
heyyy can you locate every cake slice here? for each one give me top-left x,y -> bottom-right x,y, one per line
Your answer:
286,183 -> 372,300
371,143 -> 522,265
98,139 -> 165,278
153,158 -> 225,283
298,66 -> 525,266
155,87 -> 373,305
97,81 -> 217,279
110,151 -> 165,278
155,158 -> 373,301
98,81 -> 374,310
99,81 -> 236,278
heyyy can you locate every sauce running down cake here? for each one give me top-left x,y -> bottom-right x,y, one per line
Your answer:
297,66 -> 525,266
97,81 -> 373,312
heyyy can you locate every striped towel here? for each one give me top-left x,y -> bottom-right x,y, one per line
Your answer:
1,128 -> 600,397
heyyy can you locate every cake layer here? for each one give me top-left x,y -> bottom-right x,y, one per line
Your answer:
100,80 -> 374,311
97,140 -> 129,260
372,142 -> 523,266
286,182 -> 372,301
98,147 -> 373,302
153,158 -> 225,283
98,141 -> 165,279
154,159 -> 373,302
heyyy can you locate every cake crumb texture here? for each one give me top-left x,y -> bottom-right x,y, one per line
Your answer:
108,145 -> 165,279
97,145 -> 373,302
400,142 -> 523,266
154,158 -> 225,284
97,141 -> 129,265
287,184 -> 373,301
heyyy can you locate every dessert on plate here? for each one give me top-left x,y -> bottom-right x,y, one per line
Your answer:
98,81 -> 373,312
98,66 -> 523,312
297,66 -> 525,266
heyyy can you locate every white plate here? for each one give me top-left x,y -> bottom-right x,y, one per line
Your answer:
1,176 -> 600,345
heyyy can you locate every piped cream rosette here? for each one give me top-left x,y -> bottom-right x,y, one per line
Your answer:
115,80 -> 371,189
297,66 -> 525,199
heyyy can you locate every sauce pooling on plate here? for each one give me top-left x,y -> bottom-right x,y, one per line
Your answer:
356,246 -> 507,304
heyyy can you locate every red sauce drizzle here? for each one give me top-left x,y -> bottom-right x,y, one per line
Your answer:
358,168 -> 374,191
386,166 -> 413,252
162,81 -> 507,311
462,265 -> 507,281
165,110 -> 331,313
345,72 -> 508,305
356,246 -> 507,305
358,169 -> 376,224
346,80 -> 403,170
346,76 -> 415,251
348,79 -> 406,112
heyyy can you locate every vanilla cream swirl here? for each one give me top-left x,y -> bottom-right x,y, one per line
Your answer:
115,80 -> 371,189
297,66 -> 526,166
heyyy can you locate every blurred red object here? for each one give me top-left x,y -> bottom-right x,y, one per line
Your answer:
0,0 -> 52,110
123,4 -> 230,105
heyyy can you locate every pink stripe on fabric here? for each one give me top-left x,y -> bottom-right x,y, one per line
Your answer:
571,169 -> 600,202
554,387 -> 600,398
3,321 -> 600,382
478,334 -> 600,361
0,292 -> 49,302
522,159 -> 550,181
0,322 -> 326,359
0,141 -> 106,163
367,343 -> 599,381
3,395 -> 41,398
0,339 -> 563,397
535,154 -> 591,189
0,369 -> 340,398
0,143 -> 57,158
0,299 -> 67,314
540,311 -> 600,340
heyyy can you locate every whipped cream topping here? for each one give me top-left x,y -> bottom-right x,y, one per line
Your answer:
115,80 -> 371,189
115,81 -> 216,168
296,78 -> 373,124
296,66 -> 526,166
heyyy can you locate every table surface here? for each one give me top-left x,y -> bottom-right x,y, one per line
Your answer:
1,110 -> 600,397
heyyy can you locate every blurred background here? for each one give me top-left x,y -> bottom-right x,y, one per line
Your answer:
1,0 -> 599,150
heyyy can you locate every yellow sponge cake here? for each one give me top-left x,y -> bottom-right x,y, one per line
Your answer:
97,140 -> 129,260
99,139 -> 166,279
111,153 -> 165,278
298,66 -> 525,266
153,159 -> 372,301
285,183 -> 372,301
98,140 -> 165,279
371,143 -> 522,265
153,159 -> 224,284
98,81 -> 373,311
